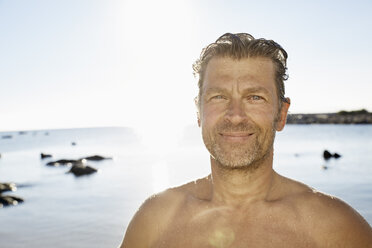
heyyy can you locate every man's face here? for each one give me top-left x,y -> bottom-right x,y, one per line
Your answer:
199,56 -> 289,169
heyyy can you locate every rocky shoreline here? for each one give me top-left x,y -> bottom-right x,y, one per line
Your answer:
287,109 -> 372,124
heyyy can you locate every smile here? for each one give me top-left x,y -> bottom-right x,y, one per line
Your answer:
219,132 -> 253,141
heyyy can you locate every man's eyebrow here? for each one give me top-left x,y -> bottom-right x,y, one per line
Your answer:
204,86 -> 271,94
204,87 -> 229,94
242,86 -> 271,94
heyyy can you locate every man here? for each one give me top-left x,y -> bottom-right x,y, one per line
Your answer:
121,33 -> 372,247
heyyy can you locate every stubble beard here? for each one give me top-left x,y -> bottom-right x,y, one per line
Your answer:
202,120 -> 276,170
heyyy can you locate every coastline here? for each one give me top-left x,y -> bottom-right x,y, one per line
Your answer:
287,110 -> 372,124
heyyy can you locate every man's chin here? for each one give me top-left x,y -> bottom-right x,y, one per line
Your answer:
211,143 -> 270,170
213,152 -> 257,169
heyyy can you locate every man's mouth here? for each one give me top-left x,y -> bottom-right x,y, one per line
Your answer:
219,132 -> 253,141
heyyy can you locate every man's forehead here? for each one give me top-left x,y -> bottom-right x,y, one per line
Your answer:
206,56 -> 275,70
203,56 -> 276,90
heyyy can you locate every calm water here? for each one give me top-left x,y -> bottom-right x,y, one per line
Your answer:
0,125 -> 371,247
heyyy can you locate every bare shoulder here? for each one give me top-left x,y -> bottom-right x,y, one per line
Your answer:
120,177 -> 209,248
305,190 -> 372,247
278,175 -> 372,247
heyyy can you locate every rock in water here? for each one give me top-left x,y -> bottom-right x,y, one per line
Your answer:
323,150 -> 332,160
0,195 -> 24,207
83,155 -> 112,161
40,153 -> 52,159
46,159 -> 83,167
0,182 -> 17,193
333,153 -> 341,159
323,150 -> 342,160
68,164 -> 97,176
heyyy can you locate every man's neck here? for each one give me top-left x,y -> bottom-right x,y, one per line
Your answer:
209,151 -> 277,207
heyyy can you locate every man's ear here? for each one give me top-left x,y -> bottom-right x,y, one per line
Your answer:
275,98 -> 290,131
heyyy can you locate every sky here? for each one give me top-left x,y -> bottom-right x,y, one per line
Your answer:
1,0 -> 372,139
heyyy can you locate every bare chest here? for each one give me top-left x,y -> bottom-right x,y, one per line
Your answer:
152,208 -> 317,248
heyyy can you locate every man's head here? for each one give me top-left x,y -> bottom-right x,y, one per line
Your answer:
193,33 -> 289,112
193,33 -> 290,169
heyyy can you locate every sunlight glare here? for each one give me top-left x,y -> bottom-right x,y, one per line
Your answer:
118,0 -> 199,149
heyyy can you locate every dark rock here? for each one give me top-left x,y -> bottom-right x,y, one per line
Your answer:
83,155 -> 112,161
323,150 -> 342,160
333,153 -> 341,159
323,150 -> 332,160
68,164 -> 97,176
46,159 -> 83,167
0,182 -> 16,193
0,195 -> 24,207
18,131 -> 27,135
71,142 -> 77,146
40,153 -> 52,159
1,135 -> 12,139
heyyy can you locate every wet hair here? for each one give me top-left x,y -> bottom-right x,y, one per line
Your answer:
193,33 -> 289,109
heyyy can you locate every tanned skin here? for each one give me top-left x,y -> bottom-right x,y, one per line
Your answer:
121,57 -> 372,248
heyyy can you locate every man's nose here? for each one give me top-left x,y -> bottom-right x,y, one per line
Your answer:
225,99 -> 247,124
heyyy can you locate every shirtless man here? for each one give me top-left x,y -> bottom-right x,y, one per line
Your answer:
121,33 -> 372,247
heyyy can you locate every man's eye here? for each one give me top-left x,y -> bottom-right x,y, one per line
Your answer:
248,95 -> 264,101
210,95 -> 226,100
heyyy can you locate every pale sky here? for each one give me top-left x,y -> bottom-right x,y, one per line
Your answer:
1,0 -> 372,138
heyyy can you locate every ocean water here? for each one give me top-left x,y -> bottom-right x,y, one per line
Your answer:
0,125 -> 371,247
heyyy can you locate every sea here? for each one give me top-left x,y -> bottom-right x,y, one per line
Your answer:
0,125 -> 371,248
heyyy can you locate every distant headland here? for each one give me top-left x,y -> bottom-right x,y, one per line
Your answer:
287,109 -> 372,124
